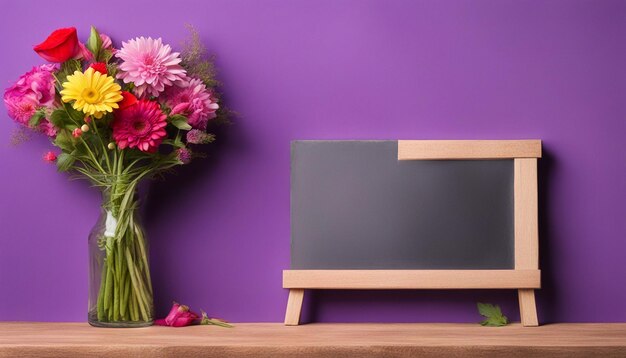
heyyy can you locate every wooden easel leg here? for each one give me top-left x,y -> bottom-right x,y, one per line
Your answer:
518,289 -> 538,326
284,289 -> 305,326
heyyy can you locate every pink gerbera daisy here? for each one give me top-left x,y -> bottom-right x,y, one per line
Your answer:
115,37 -> 186,98
112,100 -> 167,153
161,78 -> 219,130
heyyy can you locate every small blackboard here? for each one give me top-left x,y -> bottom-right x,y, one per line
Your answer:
291,141 -> 514,270
283,140 -> 542,327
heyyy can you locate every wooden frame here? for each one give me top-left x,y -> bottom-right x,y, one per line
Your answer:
284,140 -> 541,326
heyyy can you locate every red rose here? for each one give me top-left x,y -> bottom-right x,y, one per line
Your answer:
118,91 -> 138,110
33,27 -> 80,63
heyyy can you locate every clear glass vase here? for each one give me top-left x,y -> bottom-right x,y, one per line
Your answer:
88,188 -> 154,327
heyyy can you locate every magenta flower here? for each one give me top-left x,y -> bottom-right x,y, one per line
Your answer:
154,302 -> 232,328
155,302 -> 199,327
3,64 -> 57,126
162,78 -> 219,130
112,100 -> 167,153
116,37 -> 186,98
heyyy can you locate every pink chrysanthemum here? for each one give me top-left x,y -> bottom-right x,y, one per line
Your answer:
161,78 -> 218,130
112,100 -> 167,153
115,37 -> 186,98
4,93 -> 38,126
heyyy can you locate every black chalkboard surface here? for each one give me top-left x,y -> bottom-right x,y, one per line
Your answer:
284,139 -> 542,326
291,141 -> 515,270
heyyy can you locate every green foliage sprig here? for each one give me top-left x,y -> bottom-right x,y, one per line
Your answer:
477,302 -> 509,326
180,24 -> 219,88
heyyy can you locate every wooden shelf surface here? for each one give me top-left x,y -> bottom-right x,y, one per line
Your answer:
1,322 -> 625,357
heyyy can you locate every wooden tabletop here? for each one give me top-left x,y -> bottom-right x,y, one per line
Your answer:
1,322 -> 625,357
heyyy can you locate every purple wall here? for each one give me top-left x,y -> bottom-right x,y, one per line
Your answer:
1,0 -> 624,323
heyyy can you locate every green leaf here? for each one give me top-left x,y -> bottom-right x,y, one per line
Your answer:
170,115 -> 192,130
477,302 -> 508,327
28,111 -> 46,127
106,63 -> 118,77
102,49 -> 114,64
54,130 -> 75,152
56,152 -> 75,172
86,26 -> 103,61
162,139 -> 185,149
49,109 -> 71,129
63,102 -> 83,121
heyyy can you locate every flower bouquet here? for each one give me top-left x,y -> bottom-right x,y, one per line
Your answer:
3,26 -> 226,327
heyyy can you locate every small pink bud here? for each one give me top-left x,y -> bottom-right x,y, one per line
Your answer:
100,33 -> 113,49
43,151 -> 57,162
72,128 -> 83,138
84,116 -> 91,123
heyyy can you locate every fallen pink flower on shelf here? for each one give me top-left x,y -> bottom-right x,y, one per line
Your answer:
154,302 -> 198,327
155,302 -> 233,328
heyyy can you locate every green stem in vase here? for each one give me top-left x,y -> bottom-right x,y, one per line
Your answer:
103,247 -> 113,311
128,290 -> 139,321
121,272 -> 130,319
125,246 -> 150,320
132,215 -> 153,293
92,171 -> 154,324
96,262 -> 107,321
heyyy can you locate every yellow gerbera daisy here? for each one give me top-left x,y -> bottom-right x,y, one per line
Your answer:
60,67 -> 123,119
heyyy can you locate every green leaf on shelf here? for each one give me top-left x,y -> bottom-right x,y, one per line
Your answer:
200,310 -> 233,328
477,302 -> 508,327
